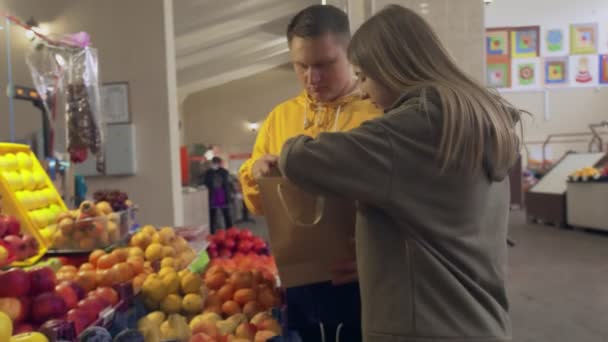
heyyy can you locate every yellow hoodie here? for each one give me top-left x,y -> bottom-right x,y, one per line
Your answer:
239,90 -> 382,215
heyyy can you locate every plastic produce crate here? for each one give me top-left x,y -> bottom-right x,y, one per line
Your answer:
0,143 -> 68,265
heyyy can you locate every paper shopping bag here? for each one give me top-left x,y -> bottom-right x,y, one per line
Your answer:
258,175 -> 356,288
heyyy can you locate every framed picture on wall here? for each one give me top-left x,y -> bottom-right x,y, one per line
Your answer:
101,82 -> 131,124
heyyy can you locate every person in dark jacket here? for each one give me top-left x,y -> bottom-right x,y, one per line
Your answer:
202,157 -> 233,232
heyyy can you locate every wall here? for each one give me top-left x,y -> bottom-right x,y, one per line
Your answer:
486,0 -> 608,161
182,64 -> 301,160
0,0 -> 182,225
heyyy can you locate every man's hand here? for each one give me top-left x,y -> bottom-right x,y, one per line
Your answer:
331,259 -> 359,285
252,154 -> 279,180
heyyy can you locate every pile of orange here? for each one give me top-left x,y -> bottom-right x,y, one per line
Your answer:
55,246 -> 152,293
203,265 -> 281,320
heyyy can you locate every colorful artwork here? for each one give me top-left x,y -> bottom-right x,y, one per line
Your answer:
511,26 -> 540,58
487,63 -> 510,88
570,23 -> 598,55
600,54 -> 608,84
568,55 -> 599,87
544,57 -> 568,85
486,30 -> 509,56
511,58 -> 541,89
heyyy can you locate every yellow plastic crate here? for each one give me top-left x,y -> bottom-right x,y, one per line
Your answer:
0,143 -> 68,266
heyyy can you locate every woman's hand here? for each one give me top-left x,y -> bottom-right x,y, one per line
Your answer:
331,259 -> 359,285
252,154 -> 279,180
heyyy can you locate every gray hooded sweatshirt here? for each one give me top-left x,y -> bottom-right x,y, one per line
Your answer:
279,92 -> 513,342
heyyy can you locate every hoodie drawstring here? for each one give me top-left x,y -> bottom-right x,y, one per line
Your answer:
303,104 -> 343,132
335,323 -> 344,342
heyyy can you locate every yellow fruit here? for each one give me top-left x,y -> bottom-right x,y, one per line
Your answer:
145,243 -> 163,262
96,201 -> 113,215
159,267 -> 177,278
141,225 -> 156,235
142,274 -> 168,302
129,247 -> 144,258
158,227 -> 176,245
160,257 -> 176,269
200,312 -> 223,323
130,232 -> 152,250
182,293 -> 204,314
0,246 -> 9,264
162,272 -> 180,294
9,332 -> 50,342
173,236 -> 189,253
162,246 -> 175,258
0,311 -> 13,341
107,221 -> 119,243
180,271 -> 202,294
178,269 -> 189,279
160,294 -> 183,314
151,233 -> 160,244
160,314 -> 190,341
145,311 -> 167,326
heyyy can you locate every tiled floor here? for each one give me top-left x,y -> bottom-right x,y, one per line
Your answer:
243,211 -> 608,342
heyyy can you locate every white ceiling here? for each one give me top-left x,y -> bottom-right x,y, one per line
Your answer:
173,0 -> 320,98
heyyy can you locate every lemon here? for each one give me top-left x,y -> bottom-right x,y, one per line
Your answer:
0,245 -> 9,265
161,257 -> 177,269
160,294 -> 183,314
142,274 -> 168,302
141,225 -> 157,236
162,246 -> 176,258
145,243 -> 163,262
159,267 -> 177,278
182,293 -> 204,314
180,271 -> 202,294
162,272 -> 180,294
145,311 -> 167,326
158,227 -> 176,245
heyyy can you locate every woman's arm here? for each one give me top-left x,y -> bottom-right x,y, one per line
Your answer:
279,121 -> 393,206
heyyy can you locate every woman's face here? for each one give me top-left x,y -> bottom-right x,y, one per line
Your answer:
353,66 -> 399,110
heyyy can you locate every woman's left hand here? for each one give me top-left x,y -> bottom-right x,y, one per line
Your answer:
331,259 -> 359,285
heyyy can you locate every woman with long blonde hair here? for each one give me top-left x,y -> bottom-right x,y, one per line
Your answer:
279,4 -> 519,342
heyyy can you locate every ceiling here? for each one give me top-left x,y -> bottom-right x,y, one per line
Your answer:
173,0 -> 320,99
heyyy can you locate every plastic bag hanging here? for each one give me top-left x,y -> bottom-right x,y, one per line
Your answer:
26,32 -> 105,173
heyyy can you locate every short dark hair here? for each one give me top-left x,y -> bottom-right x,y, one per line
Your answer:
286,5 -> 350,44
211,157 -> 222,164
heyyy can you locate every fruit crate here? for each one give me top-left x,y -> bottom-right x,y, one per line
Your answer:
0,143 -> 67,265
48,207 -> 136,253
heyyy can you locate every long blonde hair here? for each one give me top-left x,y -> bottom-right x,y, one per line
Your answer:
348,5 -> 520,175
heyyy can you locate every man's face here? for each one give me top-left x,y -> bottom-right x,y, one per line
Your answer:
290,33 -> 353,102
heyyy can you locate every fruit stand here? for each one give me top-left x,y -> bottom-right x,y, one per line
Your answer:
0,152 -> 286,341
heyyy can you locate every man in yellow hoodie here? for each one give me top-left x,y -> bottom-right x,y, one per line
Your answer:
239,4 -> 381,341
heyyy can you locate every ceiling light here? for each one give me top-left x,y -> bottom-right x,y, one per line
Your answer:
484,0 -> 493,4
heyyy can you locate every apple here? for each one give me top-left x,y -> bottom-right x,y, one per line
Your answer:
227,227 -> 240,240
190,332 -> 215,342
0,268 -> 31,297
13,322 -> 34,334
191,320 -> 220,337
219,249 -> 232,259
0,215 -> 20,236
235,322 -> 257,340
56,282 -> 79,309
257,318 -> 282,335
0,297 -> 28,323
67,308 -> 96,334
31,292 -> 68,323
18,296 -> 32,322
4,235 -> 28,260
0,218 -> 7,237
22,235 -> 39,258
237,241 -> 253,254
28,267 -> 57,296
209,249 -> 219,258
225,239 -> 236,251
238,229 -> 254,241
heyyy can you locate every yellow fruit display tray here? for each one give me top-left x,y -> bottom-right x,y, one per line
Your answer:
0,143 -> 68,266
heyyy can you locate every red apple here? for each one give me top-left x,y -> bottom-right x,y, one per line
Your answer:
59,281 -> 86,301
4,235 -> 28,260
31,292 -> 68,323
67,308 -> 96,334
215,229 -> 226,241
0,268 -> 31,297
209,249 -> 219,258
28,266 -> 57,296
0,215 -> 7,237
227,227 -> 240,240
18,296 -> 32,322
13,322 -> 34,334
0,215 -> 20,236
56,282 -> 79,309
238,240 -> 253,254
238,229 -> 254,241
225,239 -> 236,251
0,297 -> 28,323
191,320 -> 220,337
22,235 -> 39,258
190,332 -> 214,342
